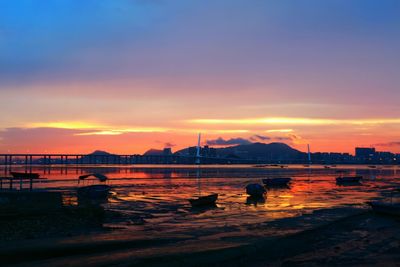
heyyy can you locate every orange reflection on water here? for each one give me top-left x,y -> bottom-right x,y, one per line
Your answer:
1,165 -> 399,237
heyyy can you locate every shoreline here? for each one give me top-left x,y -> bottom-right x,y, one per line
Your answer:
4,206 -> 396,266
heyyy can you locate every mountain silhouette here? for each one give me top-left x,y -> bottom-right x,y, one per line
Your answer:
175,142 -> 303,160
216,142 -> 302,160
143,149 -> 164,156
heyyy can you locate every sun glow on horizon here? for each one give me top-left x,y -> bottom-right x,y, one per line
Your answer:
188,117 -> 400,126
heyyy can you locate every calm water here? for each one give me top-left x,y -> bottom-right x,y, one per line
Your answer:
1,165 -> 400,238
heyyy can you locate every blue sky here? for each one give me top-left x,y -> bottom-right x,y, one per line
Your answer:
0,0 -> 400,153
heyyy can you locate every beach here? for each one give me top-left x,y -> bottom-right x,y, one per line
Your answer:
0,165 -> 399,266
2,208 -> 400,266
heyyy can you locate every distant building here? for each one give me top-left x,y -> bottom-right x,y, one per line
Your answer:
185,145 -> 218,158
355,147 -> 376,161
163,148 -> 172,155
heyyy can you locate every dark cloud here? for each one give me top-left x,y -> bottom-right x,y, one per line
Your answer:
249,135 -> 271,141
272,134 -> 303,144
205,134 -> 301,147
164,142 -> 176,147
274,136 -> 291,141
206,137 -> 252,146
374,141 -> 400,147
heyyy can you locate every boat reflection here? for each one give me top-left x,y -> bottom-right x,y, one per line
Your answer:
246,195 -> 266,206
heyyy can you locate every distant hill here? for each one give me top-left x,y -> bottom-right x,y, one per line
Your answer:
143,149 -> 164,156
217,142 -> 303,160
81,143 -> 304,161
87,150 -> 116,156
79,150 -> 121,164
175,142 -> 304,160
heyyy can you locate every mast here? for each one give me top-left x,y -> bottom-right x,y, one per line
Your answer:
195,133 -> 201,164
307,144 -> 311,164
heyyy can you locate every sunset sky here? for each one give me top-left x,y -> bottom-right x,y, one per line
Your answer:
1,0 -> 400,154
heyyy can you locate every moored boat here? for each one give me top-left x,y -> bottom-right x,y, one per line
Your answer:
253,164 -> 268,168
336,176 -> 362,184
246,183 -> 266,197
77,184 -> 111,199
262,177 -> 291,187
189,193 -> 218,207
10,172 -> 40,179
367,201 -> 400,217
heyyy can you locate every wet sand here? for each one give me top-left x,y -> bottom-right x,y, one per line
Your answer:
1,165 -> 400,266
2,208 -> 400,266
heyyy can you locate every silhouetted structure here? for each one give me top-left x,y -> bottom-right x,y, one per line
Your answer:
1,143 -> 399,165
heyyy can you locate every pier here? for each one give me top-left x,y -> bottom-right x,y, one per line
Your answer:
0,153 -> 263,166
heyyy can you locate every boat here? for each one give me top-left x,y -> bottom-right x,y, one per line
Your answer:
77,173 -> 111,200
262,177 -> 291,187
324,166 -> 331,169
189,194 -> 218,207
10,172 -> 40,179
246,195 -> 265,206
246,183 -> 266,197
367,201 -> 400,217
336,176 -> 362,184
77,184 -> 111,199
368,165 -> 377,169
188,134 -> 219,208
79,173 -> 107,182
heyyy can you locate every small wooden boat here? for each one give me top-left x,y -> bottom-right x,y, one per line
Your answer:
324,166 -> 331,169
189,193 -> 218,207
262,178 -> 291,187
77,184 -> 111,199
10,172 -> 40,179
368,165 -> 377,169
336,176 -> 362,184
253,164 -> 268,168
79,173 -> 108,182
368,201 -> 400,217
246,183 -> 266,197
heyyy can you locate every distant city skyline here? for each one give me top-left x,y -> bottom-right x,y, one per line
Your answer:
1,0 -> 399,154
1,142 -> 398,166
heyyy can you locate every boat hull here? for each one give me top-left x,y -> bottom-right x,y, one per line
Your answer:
262,178 -> 291,187
77,184 -> 111,199
336,176 -> 362,184
368,201 -> 400,217
246,183 -> 266,197
189,194 -> 218,207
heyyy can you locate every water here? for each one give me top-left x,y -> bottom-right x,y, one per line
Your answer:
1,164 -> 400,239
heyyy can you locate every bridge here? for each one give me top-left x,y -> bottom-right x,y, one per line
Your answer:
0,153 -> 264,165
